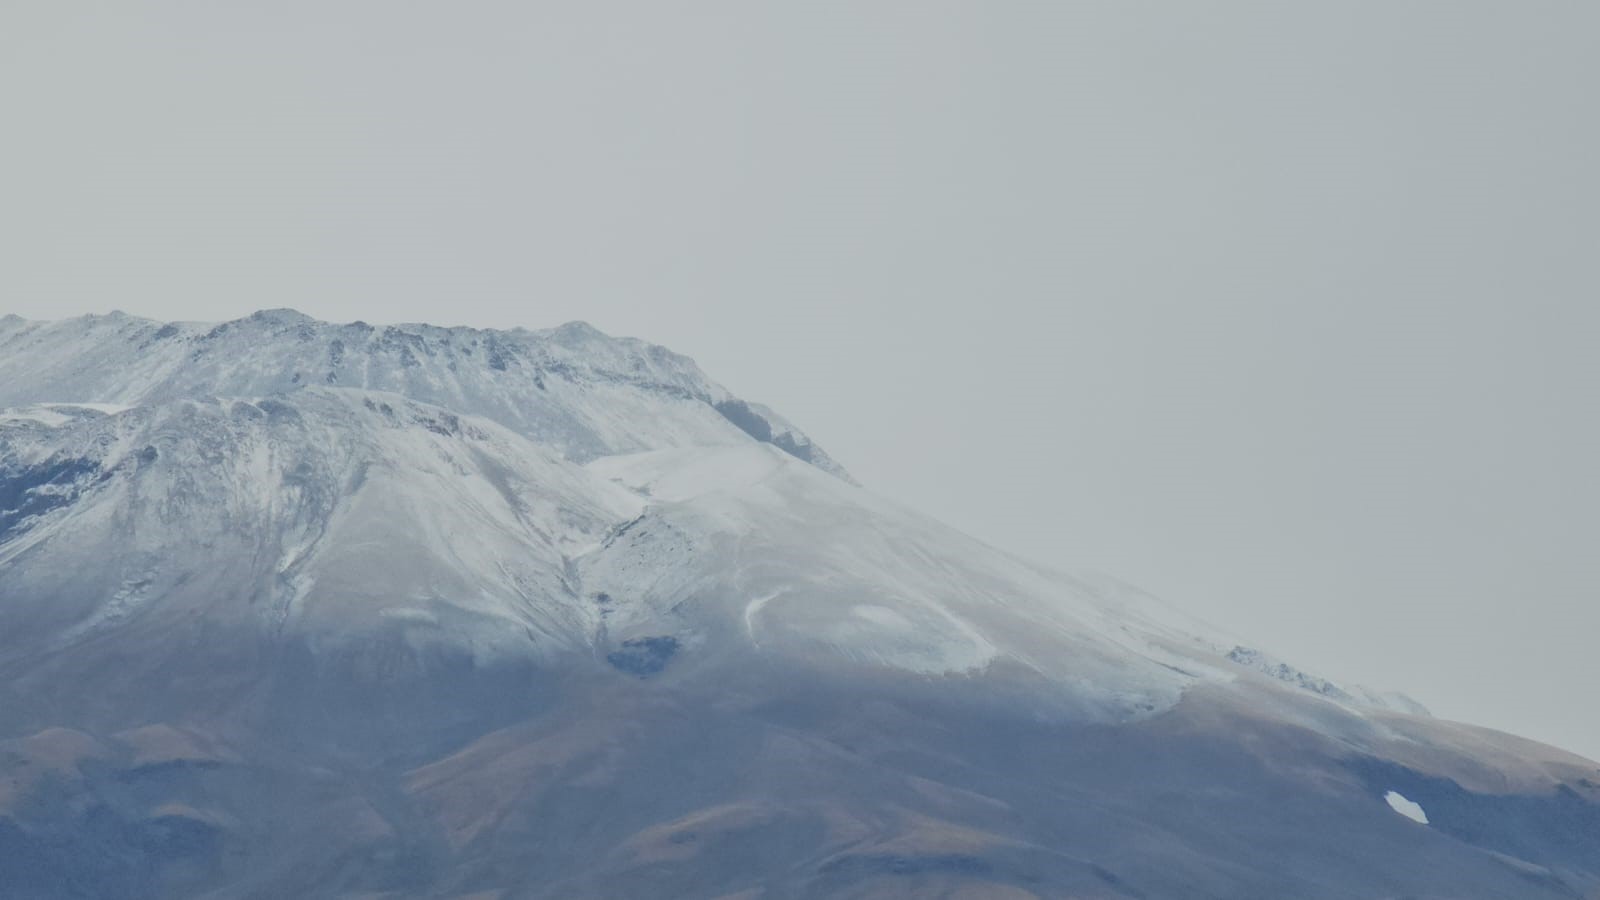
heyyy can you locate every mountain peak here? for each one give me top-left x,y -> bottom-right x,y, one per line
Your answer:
0,309 -> 853,481
247,307 -> 315,324
551,319 -> 607,338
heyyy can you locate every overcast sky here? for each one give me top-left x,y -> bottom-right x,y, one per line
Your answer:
3,2 -> 1596,759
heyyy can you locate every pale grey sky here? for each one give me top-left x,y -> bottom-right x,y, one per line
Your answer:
3,2 -> 1597,759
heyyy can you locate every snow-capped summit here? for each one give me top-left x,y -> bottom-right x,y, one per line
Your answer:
0,310 -> 851,481
0,308 -> 1400,727
0,310 -> 1554,722
1,310 -> 1597,900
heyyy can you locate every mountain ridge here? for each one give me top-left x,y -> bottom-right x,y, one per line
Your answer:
0,309 -> 854,482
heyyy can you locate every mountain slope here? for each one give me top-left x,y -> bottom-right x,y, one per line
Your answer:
0,311 -> 1596,900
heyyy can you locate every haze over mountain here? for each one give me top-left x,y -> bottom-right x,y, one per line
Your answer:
1,311 -> 1596,899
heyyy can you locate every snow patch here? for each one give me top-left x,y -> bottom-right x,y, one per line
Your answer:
588,444 -> 786,502
1384,790 -> 1428,825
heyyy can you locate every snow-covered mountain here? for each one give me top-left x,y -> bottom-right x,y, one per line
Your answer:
1,311 -> 1596,900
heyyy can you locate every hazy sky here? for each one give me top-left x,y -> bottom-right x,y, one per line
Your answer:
4,2 -> 1597,759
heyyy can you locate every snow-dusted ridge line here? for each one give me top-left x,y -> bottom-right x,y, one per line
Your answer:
0,308 -> 853,482
0,311 -> 1430,719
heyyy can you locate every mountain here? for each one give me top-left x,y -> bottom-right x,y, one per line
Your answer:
0,310 -> 1596,900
